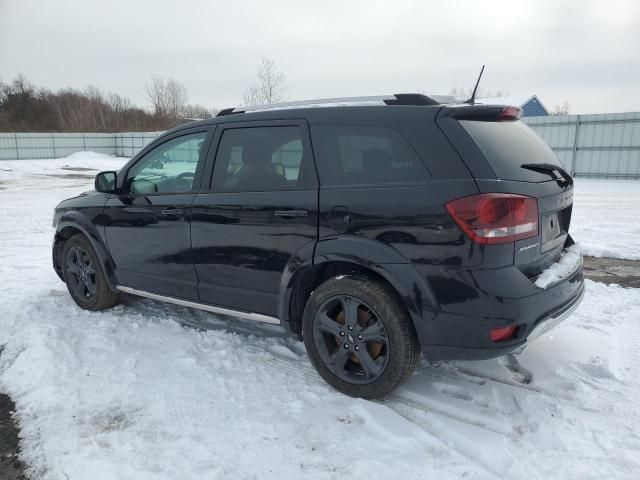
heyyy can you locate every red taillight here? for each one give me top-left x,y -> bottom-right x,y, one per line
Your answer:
489,325 -> 517,342
498,106 -> 522,121
445,193 -> 538,245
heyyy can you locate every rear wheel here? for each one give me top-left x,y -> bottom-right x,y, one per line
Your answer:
62,235 -> 119,310
302,275 -> 420,399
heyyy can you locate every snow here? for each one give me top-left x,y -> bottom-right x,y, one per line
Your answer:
535,244 -> 583,289
0,153 -> 640,479
571,178 -> 640,260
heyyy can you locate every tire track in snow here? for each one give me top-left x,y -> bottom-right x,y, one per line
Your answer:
267,351 -> 533,437
265,352 -> 529,478
382,402 -> 505,479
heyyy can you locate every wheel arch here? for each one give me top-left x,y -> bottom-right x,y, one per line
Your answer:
278,235 -> 438,347
53,215 -> 117,290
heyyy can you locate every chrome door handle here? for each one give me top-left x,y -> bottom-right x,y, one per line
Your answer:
273,209 -> 308,218
162,208 -> 185,216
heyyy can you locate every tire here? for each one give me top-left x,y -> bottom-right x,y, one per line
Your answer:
61,234 -> 120,311
302,275 -> 420,399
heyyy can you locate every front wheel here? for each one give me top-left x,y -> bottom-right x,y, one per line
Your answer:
302,275 -> 420,399
62,234 -> 120,311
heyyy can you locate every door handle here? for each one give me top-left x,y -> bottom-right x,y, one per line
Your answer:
162,208 -> 185,216
273,209 -> 308,218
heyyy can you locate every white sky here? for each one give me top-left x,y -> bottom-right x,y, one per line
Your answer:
1,0 -> 639,114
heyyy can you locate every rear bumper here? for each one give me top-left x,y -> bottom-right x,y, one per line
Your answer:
417,256 -> 585,361
526,283 -> 584,343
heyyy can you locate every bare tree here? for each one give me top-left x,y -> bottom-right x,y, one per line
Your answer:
181,103 -> 216,120
166,78 -> 188,119
243,57 -> 288,106
13,73 -> 33,96
145,75 -> 188,124
0,78 -> 7,104
552,100 -> 571,116
108,93 -> 131,113
86,85 -> 108,132
108,93 -> 131,131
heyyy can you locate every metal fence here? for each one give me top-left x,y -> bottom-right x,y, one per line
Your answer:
1,112 -> 640,179
0,132 -> 161,160
113,132 -> 163,158
523,112 -> 640,179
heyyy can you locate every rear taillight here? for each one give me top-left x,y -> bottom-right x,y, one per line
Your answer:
489,325 -> 517,342
446,105 -> 523,121
445,193 -> 538,245
498,106 -> 522,121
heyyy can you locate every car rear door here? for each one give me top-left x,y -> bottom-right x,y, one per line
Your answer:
190,120 -> 319,316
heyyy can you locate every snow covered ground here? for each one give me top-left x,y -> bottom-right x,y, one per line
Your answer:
571,179 -> 640,260
0,153 -> 639,479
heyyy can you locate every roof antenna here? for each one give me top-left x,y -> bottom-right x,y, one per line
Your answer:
465,65 -> 485,104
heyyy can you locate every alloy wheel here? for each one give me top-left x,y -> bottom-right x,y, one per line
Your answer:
312,295 -> 390,385
65,246 -> 97,300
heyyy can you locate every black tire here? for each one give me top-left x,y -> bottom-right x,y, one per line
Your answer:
302,275 -> 420,399
62,234 -> 120,311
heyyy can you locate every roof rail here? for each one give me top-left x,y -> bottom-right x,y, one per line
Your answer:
216,93 -> 441,117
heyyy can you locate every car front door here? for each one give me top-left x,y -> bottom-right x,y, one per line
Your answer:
104,128 -> 212,300
191,120 -> 318,316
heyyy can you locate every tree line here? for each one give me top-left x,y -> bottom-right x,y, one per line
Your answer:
0,58 -> 289,133
0,74 -> 218,132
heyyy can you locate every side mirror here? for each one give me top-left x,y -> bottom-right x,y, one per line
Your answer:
95,171 -> 118,193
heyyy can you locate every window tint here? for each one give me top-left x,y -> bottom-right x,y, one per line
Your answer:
311,126 -> 428,186
127,132 -> 207,194
460,120 -> 563,182
212,126 -> 314,192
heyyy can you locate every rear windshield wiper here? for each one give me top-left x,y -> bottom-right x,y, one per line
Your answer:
521,163 -> 573,187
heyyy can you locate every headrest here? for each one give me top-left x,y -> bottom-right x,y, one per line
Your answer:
242,142 -> 270,167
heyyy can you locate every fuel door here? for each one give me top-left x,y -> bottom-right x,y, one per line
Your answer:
326,205 -> 352,234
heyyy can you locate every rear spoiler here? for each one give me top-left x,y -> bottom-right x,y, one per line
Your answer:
438,105 -> 522,122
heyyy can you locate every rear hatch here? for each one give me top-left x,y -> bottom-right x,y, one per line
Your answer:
437,105 -> 575,278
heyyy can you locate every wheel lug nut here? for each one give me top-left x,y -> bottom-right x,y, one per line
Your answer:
343,343 -> 349,349
339,331 -> 345,336
357,334 -> 362,340
354,345 -> 360,351
348,326 -> 353,331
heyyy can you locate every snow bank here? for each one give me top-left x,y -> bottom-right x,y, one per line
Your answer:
0,151 -> 127,176
65,151 -> 118,161
535,244 -> 582,289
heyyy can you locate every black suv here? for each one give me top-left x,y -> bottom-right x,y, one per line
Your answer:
52,94 -> 584,398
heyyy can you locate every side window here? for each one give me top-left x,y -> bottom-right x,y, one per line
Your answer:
127,132 -> 207,194
212,126 -> 314,192
311,125 -> 428,186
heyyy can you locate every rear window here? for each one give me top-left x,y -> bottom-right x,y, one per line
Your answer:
311,125 -> 429,186
460,120 -> 564,182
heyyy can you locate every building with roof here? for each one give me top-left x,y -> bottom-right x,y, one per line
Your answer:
475,95 -> 550,117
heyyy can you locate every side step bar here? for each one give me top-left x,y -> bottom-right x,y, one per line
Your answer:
116,286 -> 281,325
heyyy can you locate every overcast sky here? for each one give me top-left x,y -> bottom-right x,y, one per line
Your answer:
1,0 -> 638,114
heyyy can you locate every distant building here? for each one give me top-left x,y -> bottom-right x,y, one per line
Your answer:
475,95 -> 550,117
